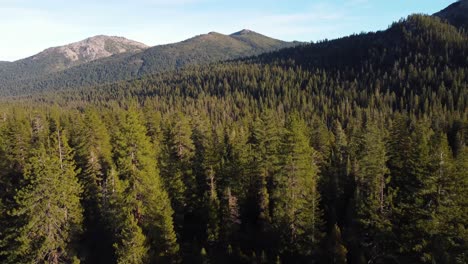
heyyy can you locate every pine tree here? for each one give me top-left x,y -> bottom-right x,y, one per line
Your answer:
108,160 -> 148,264
272,114 -> 323,258
113,108 -> 179,262
414,133 -> 467,263
114,211 -> 148,264
354,122 -> 393,262
219,126 -> 250,202
70,109 -> 116,262
0,113 -> 33,260
248,111 -> 282,232
451,146 -> 468,264
160,112 -> 195,240
191,115 -> 220,253
322,120 -> 350,243
0,113 -> 32,205
388,117 -> 434,262
4,119 -> 83,264
206,168 -> 220,246
0,17 -> 466,262
242,111 -> 283,256
217,125 -> 251,258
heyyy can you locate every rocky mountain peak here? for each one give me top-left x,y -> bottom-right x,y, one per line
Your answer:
33,35 -> 148,64
231,29 -> 255,36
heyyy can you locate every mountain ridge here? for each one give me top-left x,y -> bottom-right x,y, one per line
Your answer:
230,29 -> 254,35
434,0 -> 468,29
0,29 -> 299,95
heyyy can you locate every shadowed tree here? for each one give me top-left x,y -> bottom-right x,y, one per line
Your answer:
113,108 -> 180,263
272,114 -> 323,261
3,118 -> 83,264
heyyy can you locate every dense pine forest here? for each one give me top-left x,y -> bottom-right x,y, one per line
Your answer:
0,14 -> 467,264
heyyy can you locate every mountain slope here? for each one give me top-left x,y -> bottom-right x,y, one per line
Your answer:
35,35 -> 148,68
135,30 -> 296,76
252,15 -> 466,74
0,62 -> 10,71
31,14 -> 466,107
434,0 -> 468,30
230,29 -> 300,50
0,35 -> 148,86
0,30 -> 298,96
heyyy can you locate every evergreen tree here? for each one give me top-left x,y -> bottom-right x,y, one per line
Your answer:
451,146 -> 468,264
353,122 -> 393,263
114,211 -> 148,264
191,115 -> 219,254
0,113 -> 33,260
388,117 -> 435,262
160,112 -> 195,241
242,111 -> 282,257
108,159 -> 147,264
113,108 -> 179,262
322,120 -> 350,236
272,114 -> 323,259
3,120 -> 83,264
249,111 -> 282,231
71,109 -> 116,263
414,133 -> 467,263
205,168 -> 220,246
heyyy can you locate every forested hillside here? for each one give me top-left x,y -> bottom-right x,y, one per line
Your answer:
0,30 -> 297,97
434,0 -> 468,30
0,13 -> 467,264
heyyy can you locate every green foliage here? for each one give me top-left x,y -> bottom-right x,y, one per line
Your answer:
160,112 -> 195,240
70,108 -> 116,263
0,11 -> 466,264
114,212 -> 148,264
412,133 -> 467,263
272,115 -> 323,258
113,108 -> 180,262
353,122 -> 393,261
2,123 -> 83,264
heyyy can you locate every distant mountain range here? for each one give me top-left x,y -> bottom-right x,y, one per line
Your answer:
0,0 -> 467,97
0,30 -> 299,96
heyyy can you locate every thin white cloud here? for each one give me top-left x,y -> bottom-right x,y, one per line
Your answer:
0,0 -> 451,61
0,1 -> 352,61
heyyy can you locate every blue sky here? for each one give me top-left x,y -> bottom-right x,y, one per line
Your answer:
0,0 -> 457,61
